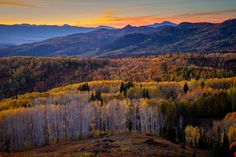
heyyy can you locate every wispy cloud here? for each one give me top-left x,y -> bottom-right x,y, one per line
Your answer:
172,9 -> 236,18
0,1 -> 36,7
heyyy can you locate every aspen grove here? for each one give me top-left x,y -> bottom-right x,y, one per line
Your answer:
0,77 -> 236,154
0,94 -> 165,151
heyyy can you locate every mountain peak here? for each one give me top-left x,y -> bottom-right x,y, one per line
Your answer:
96,25 -> 115,30
122,24 -> 136,30
146,21 -> 177,28
63,24 -> 72,27
162,21 -> 174,24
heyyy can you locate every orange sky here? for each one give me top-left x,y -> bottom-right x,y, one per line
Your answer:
0,0 -> 235,27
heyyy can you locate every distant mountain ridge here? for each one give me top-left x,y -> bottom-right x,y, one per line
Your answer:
0,24 -> 116,45
0,22 -> 175,45
146,21 -> 177,28
0,19 -> 235,58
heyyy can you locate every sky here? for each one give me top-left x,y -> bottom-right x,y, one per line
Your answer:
0,0 -> 236,28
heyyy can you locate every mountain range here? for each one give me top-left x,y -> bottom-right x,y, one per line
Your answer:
0,19 -> 235,58
0,21 -> 175,46
0,24 -> 115,46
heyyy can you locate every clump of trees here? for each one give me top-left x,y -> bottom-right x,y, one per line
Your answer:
90,90 -> 102,101
183,82 -> 189,94
120,82 -> 134,96
78,83 -> 90,91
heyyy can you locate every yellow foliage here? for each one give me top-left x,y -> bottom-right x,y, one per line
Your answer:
228,126 -> 236,142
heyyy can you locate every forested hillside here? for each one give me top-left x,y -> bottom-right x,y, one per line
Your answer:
0,53 -> 236,156
0,77 -> 235,156
0,53 -> 235,100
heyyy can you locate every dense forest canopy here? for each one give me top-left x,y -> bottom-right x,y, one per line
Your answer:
0,77 -> 236,155
0,53 -> 235,100
0,53 -> 236,156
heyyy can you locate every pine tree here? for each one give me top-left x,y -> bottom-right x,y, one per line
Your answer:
120,82 -> 125,93
146,90 -> 150,99
127,81 -> 134,89
78,83 -> 90,91
86,83 -> 90,91
90,92 -> 95,101
95,90 -> 102,101
183,82 -> 189,94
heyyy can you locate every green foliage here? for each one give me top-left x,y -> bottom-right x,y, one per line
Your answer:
192,90 -> 232,118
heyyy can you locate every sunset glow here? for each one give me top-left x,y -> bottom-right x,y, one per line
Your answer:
0,0 -> 235,27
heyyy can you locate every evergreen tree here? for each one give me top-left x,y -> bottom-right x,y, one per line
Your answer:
78,83 -> 90,91
120,82 -> 125,93
183,82 -> 189,94
90,92 -> 95,101
127,81 -> 134,89
86,83 -> 90,91
142,88 -> 146,98
95,90 -> 102,101
146,90 -> 150,99
124,89 -> 127,97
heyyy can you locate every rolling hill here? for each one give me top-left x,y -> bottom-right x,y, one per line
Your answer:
0,19 -> 235,57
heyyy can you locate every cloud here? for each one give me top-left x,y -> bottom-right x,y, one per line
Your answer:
167,9 -> 236,23
172,9 -> 236,18
0,1 -> 36,7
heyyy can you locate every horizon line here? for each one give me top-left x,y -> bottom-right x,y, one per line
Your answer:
0,18 -> 235,28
